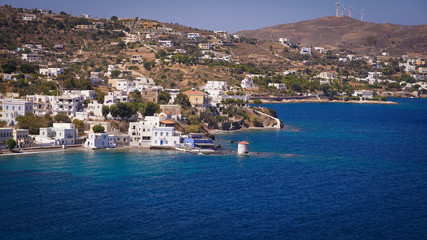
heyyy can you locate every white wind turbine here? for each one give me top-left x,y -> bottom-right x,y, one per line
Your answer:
341,5 -> 346,17
335,0 -> 342,17
361,9 -> 365,22
348,4 -> 353,18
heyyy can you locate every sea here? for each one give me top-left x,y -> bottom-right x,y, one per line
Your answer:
1,98 -> 426,239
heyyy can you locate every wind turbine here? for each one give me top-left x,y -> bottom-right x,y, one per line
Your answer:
348,4 -> 353,18
335,0 -> 342,17
341,5 -> 346,17
361,9 -> 365,22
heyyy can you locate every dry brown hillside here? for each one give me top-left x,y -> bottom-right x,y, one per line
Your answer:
235,16 -> 427,55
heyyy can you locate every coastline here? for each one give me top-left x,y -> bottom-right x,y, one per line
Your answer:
0,145 -> 135,157
258,98 -> 399,105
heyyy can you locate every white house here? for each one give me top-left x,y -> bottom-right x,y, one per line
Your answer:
268,83 -> 287,91
150,127 -> 182,149
317,71 -> 337,80
104,91 -> 129,106
300,47 -> 312,55
22,53 -> 39,62
279,38 -> 290,44
159,40 -> 173,47
204,81 -> 228,91
353,90 -> 374,99
129,116 -> 161,147
22,15 -> 36,21
39,68 -> 65,77
314,47 -> 325,53
85,133 -> 116,149
52,94 -> 83,117
165,89 -> 180,104
0,99 -> 34,126
26,95 -> 53,116
187,33 -> 201,39
36,123 -> 78,146
87,100 -> 104,117
241,78 -> 254,89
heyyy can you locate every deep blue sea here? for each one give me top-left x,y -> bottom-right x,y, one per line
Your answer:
1,98 -> 426,239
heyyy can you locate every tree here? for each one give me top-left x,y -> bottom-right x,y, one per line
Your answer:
252,99 -> 263,107
129,90 -> 142,102
188,115 -> 200,125
5,139 -> 16,151
92,125 -> 105,133
1,61 -> 17,73
158,91 -> 170,104
16,113 -> 52,134
102,105 -> 110,118
72,119 -> 85,134
139,102 -> 160,117
110,70 -> 121,78
174,93 -> 191,109
110,16 -> 118,21
54,112 -> 71,123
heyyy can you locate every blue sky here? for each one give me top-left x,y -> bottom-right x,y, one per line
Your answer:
4,0 -> 427,32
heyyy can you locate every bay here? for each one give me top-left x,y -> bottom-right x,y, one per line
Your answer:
0,98 -> 426,239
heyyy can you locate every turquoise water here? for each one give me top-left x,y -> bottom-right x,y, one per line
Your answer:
1,98 -> 426,239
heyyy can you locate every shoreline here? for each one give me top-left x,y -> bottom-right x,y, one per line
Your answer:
0,145 -> 134,157
258,99 -> 399,105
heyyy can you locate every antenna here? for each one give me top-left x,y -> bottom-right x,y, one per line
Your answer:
348,4 -> 353,18
361,9 -> 365,22
335,0 -> 342,17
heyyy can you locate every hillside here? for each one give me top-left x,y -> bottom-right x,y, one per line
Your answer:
235,16 -> 427,55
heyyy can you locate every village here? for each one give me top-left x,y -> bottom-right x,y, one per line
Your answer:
0,5 -> 426,154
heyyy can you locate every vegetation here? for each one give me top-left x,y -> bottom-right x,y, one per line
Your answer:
16,113 -> 53,134
92,125 -> 105,133
5,139 -> 16,151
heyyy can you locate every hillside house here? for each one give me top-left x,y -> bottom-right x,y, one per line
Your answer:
300,47 -> 312,55
22,15 -> 36,21
183,90 -> 209,108
21,53 -> 39,62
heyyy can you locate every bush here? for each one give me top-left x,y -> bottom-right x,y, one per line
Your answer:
6,138 -> 16,151
92,125 -> 105,133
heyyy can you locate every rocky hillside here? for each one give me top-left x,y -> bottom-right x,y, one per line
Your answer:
235,16 -> 427,55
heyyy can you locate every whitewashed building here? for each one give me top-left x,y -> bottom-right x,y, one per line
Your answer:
0,99 -> 34,126
268,83 -> 287,91
36,123 -> 78,146
150,127 -> 181,149
300,47 -> 312,55
21,53 -> 39,62
241,78 -> 254,89
85,133 -> 116,149
39,68 -> 64,77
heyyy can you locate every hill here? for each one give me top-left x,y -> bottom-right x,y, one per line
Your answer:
235,16 -> 427,55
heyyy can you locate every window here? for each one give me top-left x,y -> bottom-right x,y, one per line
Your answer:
155,132 -> 157,136
160,132 -> 163,136
166,132 -> 169,136
19,106 -> 21,111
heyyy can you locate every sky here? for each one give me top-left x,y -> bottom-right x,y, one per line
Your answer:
3,0 -> 427,33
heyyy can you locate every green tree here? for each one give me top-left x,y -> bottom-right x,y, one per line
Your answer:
188,115 -> 200,125
102,105 -> 110,118
72,119 -> 85,134
174,93 -> 191,109
92,125 -> 105,133
110,70 -> 121,78
54,113 -> 71,123
110,16 -> 118,21
5,139 -> 16,151
1,61 -> 17,73
252,99 -> 263,107
139,102 -> 160,117
158,90 -> 170,104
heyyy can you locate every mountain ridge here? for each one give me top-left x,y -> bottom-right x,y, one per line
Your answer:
235,16 -> 427,55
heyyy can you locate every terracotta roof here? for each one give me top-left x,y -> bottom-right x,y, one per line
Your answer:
162,111 -> 172,114
160,120 -> 175,124
238,141 -> 249,145
183,90 -> 208,95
